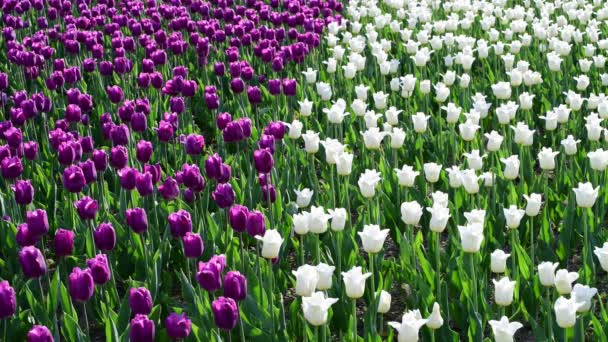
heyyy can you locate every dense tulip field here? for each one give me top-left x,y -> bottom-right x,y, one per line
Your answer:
2,0 -> 608,340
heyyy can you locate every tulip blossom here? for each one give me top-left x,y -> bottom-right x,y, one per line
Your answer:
302,292 -> 338,326
358,169 -> 382,198
342,266 -> 372,299
358,225 -> 389,253
503,205 -> 525,229
294,188 -> 314,208
489,316 -> 523,342
554,269 -> 579,294
491,250 -> 511,274
458,223 -> 484,253
292,265 -> 319,297
594,242 -> 608,271
315,263 -> 335,291
554,297 -> 583,328
572,182 -> 600,208
426,303 -> 444,330
388,310 -> 428,342
538,262 -> 559,287
493,277 -> 516,306
377,290 -> 392,314
395,165 -> 419,187
255,230 -> 284,259
401,201 -> 423,226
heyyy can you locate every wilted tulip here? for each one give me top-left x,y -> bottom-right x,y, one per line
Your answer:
302,292 -> 338,326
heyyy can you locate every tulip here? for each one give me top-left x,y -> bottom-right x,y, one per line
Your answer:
229,205 -> 249,233
561,135 -> 580,155
165,312 -> 191,339
129,314 -> 155,342
125,208 -> 148,234
16,224 -> 37,247
423,163 -> 442,183
86,254 -> 111,285
538,147 -> 559,170
523,194 -> 542,216
63,165 -> 86,193
255,230 -> 283,259
307,206 -> 331,234
503,205 -> 525,229
377,290 -> 392,314
554,269 -> 579,294
294,188 -> 314,208
358,169 -> 381,198
27,325 -> 54,342
93,223 -> 116,251
358,225 -> 389,253
426,302 -> 444,329
246,210 -> 266,237
426,205 -> 450,232
336,152 -> 354,176
342,266 -> 372,299
54,229 -> 75,256
69,267 -> 95,302
594,242 -> 608,271
158,177 -> 179,200
12,179 -> 34,205
0,281 -> 16,319
401,201 -> 423,226
224,271 -> 247,301
388,310 -> 428,342
302,292 -> 338,326
315,263 -> 335,291
196,261 -> 222,292
302,131 -> 320,154
489,316 -> 523,342
554,297 -> 583,328
129,287 -> 153,315
1,157 -> 22,179
212,297 -> 239,330
538,262 -> 559,287
395,165 -> 419,187
19,246 -> 46,278
412,112 -> 430,133
168,210 -> 192,238
493,277 -> 516,306
253,148 -> 274,174
135,172 -> 154,197
292,264 -> 319,297
74,196 -> 98,220
26,209 -> 49,237
458,223 -> 484,253
328,208 -> 347,231
183,233 -> 203,258
491,249 -> 510,273
573,182 -> 599,208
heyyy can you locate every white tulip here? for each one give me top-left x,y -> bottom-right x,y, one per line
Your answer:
361,128 -> 389,150
458,223 -> 484,253
423,163 -> 442,183
485,131 -> 504,152
538,262 -> 559,287
377,290 -> 392,314
315,263 -> 335,291
401,201 -> 423,225
554,296 -> 582,328
358,169 -> 382,198
461,169 -> 480,194
302,68 -> 317,84
293,212 -> 310,235
493,277 -> 516,306
501,155 -> 520,180
342,266 -> 372,299
523,193 -> 542,217
463,150 -> 485,171
299,99 -> 313,117
491,249 -> 511,273
385,107 -> 402,126
292,265 -> 319,297
336,152 -> 354,176
561,135 -> 580,155
594,242 -> 608,271
426,205 -> 450,233
426,302 -> 444,329
308,206 -> 331,234
390,128 -> 406,149
538,147 -> 559,170
554,269 -> 579,294
412,112 -> 430,133
572,182 -> 600,208
388,310 -> 428,342
358,225 -> 389,253
492,82 -> 512,99
255,230 -> 284,259
351,99 -> 368,117
503,205 -> 525,229
327,208 -> 347,232
446,166 -> 462,188
315,82 -> 332,101
302,131 -> 320,154
294,188 -> 314,208
572,284 -> 597,312
464,209 -> 486,224
588,148 -> 608,171
489,316 -> 523,342
302,292 -> 339,326
511,122 -> 534,146
320,138 -> 345,165
373,91 -> 389,110
431,191 -> 449,208
395,165 -> 419,187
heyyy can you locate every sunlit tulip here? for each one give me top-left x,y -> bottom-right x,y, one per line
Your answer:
561,135 -> 580,155
328,208 -> 347,231
511,122 -> 534,146
503,205 -> 525,229
320,139 -> 346,165
361,128 -> 389,149
358,169 -> 382,198
572,284 -> 597,312
431,191 -> 449,208
388,310 -> 428,342
336,152 -> 354,176
299,99 -> 313,117
342,266 -> 372,299
588,149 -> 608,171
401,201 -> 423,225
493,277 -> 516,306
500,155 -> 520,180
292,265 -> 319,297
358,225 -> 389,253
554,297 -> 582,328
302,131 -> 320,154
315,263 -> 335,291
395,165 -> 419,187
523,194 -> 542,217
412,112 -> 430,133
538,262 -> 559,287
294,188 -> 314,208
255,230 -> 284,259
491,249 -> 510,274
458,223 -> 484,253
594,242 -> 608,271
390,128 -> 406,149
377,290 -> 392,314
426,303 -> 444,330
423,163 -> 442,183
426,205 -> 450,232
460,169 -> 480,194
464,209 -> 486,224
572,182 -> 599,208
308,206 -> 331,234
293,212 -> 310,236
485,131 -> 504,152
302,292 -> 338,326
554,269 -> 579,294
489,316 -> 523,342
538,147 -> 559,170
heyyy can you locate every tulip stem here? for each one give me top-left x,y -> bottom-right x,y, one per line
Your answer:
352,299 -> 357,342
435,232 -> 441,302
315,234 -> 321,264
82,302 -> 89,337
3,319 -> 6,342
546,287 -> 554,340
579,316 -> 585,342
369,253 -> 376,336
582,209 -> 590,283
239,314 -> 246,342
529,218 -> 535,271
466,253 -> 478,313
268,260 -> 276,341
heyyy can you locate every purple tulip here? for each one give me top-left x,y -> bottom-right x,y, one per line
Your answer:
12,179 -> 34,205
258,134 -> 276,153
80,160 -> 97,184
157,120 -> 174,142
268,79 -> 281,95
92,149 -> 108,171
136,172 -> 154,197
64,104 -> 82,123
230,77 -> 245,93
229,205 -> 249,233
74,196 -> 98,220
94,223 -> 116,251
212,183 -> 235,208
205,154 -> 223,179
106,85 -> 124,104
182,164 -> 205,192
86,254 -> 111,285
129,314 -> 155,342
165,312 -> 192,339
27,325 -> 53,342
216,112 -> 232,130
26,209 -> 49,237
238,118 -> 252,138
282,78 -> 297,96
253,148 -> 274,174
19,246 -> 46,278
185,134 -> 205,155
262,184 -> 277,203
119,167 -> 138,190
131,112 -> 148,133
23,141 -> 39,160
126,208 -> 148,234
212,296 -> 239,330
16,223 -> 38,247
246,210 -> 266,237
247,86 -> 262,104
54,229 -> 75,256
224,271 -> 247,301
110,124 -> 130,146
69,267 -> 94,302
0,281 -> 16,319
136,140 -> 153,163
205,92 -> 219,109
110,146 -> 128,169
1,156 -> 22,179
158,177 -> 179,200
183,232 -> 204,258
196,260 -> 222,292
129,287 -> 153,315
4,127 -> 22,148
168,210 -> 193,238
170,97 -> 185,114
222,121 -> 245,142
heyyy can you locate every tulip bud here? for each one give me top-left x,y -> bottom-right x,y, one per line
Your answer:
377,290 -> 392,314
54,229 -> 75,256
129,287 -> 153,315
426,302 -> 444,329
69,267 -> 95,302
212,297 -> 239,330
130,314 -> 155,342
491,249 -> 510,273
183,232 -> 203,258
224,271 -> 247,301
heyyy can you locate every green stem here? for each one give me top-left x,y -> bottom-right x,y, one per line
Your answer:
82,302 -> 89,337
546,288 -> 554,340
268,260 -> 276,342
582,209 -> 590,283
435,232 -> 441,302
315,234 -> 321,264
467,253 -> 478,312
352,299 -> 357,342
369,253 -> 376,336
529,218 -> 535,271
239,314 -> 246,342
579,315 -> 585,342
